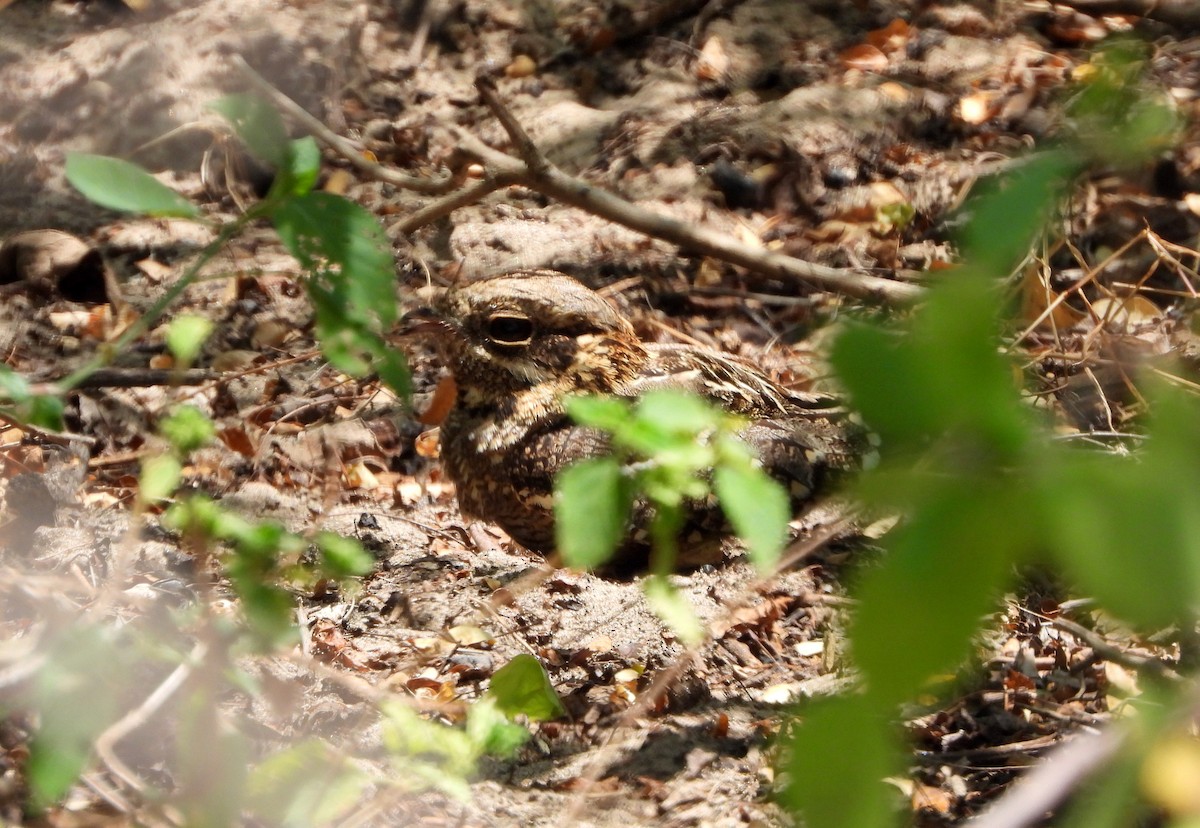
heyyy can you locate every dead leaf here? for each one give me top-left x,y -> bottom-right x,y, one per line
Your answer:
506,54 -> 537,78
415,428 -> 441,458
323,169 -> 354,195
0,230 -> 113,303
912,783 -> 953,814
47,310 -> 94,333
218,426 -> 257,457
1090,295 -> 1161,331
344,461 -> 380,489
696,36 -> 729,82
795,640 -> 825,657
1020,265 -> 1086,329
396,476 -> 424,505
211,350 -> 260,372
135,258 -> 173,283
866,18 -> 911,53
418,375 -> 456,425
839,43 -> 888,72
957,91 -> 997,125
448,624 -> 492,646
878,81 -> 910,103
586,634 -> 613,653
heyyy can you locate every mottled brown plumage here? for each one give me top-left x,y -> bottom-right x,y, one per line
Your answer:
413,270 -> 862,557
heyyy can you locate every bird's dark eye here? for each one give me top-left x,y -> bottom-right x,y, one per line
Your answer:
486,314 -> 534,345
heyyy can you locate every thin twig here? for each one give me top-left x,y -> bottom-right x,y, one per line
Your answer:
1050,615 -> 1181,682
476,76 -> 547,175
1054,0 -> 1200,27
457,80 -> 920,304
31,368 -> 216,392
231,54 -> 458,196
558,515 -> 851,826
966,727 -> 1125,828
388,172 -> 520,236
94,642 -> 208,797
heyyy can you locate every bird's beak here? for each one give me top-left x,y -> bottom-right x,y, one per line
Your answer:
396,284 -> 457,337
397,306 -> 446,334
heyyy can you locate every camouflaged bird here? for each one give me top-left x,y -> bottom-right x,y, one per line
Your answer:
410,270 -> 863,559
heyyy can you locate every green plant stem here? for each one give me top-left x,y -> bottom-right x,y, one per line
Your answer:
56,216 -> 254,394
648,504 -> 683,577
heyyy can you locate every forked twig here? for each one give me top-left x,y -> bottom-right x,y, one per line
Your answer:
466,76 -> 920,305
93,642 -> 208,800
232,55 -> 458,196
559,514 -> 853,826
966,727 -> 1125,828
231,58 -> 920,304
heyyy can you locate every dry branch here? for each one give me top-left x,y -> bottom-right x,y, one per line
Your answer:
466,77 -> 922,305
1057,0 -> 1200,27
232,57 -> 922,304
967,727 -> 1124,828
232,55 -> 458,195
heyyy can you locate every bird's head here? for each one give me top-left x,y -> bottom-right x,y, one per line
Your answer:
405,271 -> 647,403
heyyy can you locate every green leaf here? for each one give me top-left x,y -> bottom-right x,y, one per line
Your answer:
466,697 -> 531,757
850,480 -> 1023,705
227,521 -> 290,565
636,390 -> 722,437
314,532 -> 374,577
166,315 -> 214,368
25,629 -> 128,811
246,739 -> 369,828
25,395 -> 65,432
1045,387 -> 1200,627
0,365 -> 32,403
554,456 -> 632,569
66,153 -> 199,217
26,739 -> 90,812
565,394 -> 631,432
643,575 -> 704,646
177,693 -> 251,828
782,694 -> 898,828
955,150 -> 1078,275
285,137 -> 322,195
487,654 -> 565,722
374,347 -> 412,399
273,192 -> 397,326
210,94 -> 290,168
139,454 -> 182,504
162,494 -> 221,536
714,461 -> 789,571
158,405 -> 216,456
833,273 -> 1030,464
379,700 -> 478,799
237,581 -> 297,647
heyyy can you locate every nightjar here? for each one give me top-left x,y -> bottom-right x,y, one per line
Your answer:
408,270 -> 863,559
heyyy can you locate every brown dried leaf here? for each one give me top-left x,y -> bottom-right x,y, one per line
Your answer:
866,18 -> 911,53
696,36 -> 730,82
506,54 -> 537,78
1090,295 -> 1162,332
415,428 -> 441,458
323,169 -> 354,195
839,43 -> 888,72
912,783 -> 953,814
957,91 -> 997,125
218,426 -> 257,457
418,375 -> 456,425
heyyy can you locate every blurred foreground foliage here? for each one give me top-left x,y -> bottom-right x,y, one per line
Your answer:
3,31 -> 1198,828
3,93 -> 551,823
785,38 -> 1199,828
